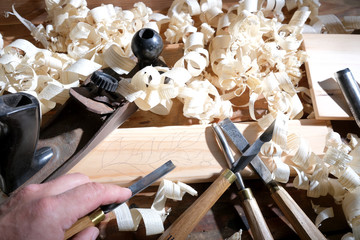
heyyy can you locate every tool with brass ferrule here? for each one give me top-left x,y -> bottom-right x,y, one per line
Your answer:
64,160 -> 175,239
212,123 -> 273,240
158,121 -> 275,240
219,118 -> 327,240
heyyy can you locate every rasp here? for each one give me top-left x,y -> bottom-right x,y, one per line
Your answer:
219,118 -> 326,240
64,160 -> 175,239
158,121 -> 275,240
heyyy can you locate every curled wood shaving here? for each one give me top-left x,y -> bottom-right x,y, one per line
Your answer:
2,0 -> 359,123
225,229 -> 243,240
262,112 -> 360,237
113,179 -> 197,236
311,201 -> 334,228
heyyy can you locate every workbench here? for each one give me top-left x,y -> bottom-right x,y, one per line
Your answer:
1,0 -> 360,239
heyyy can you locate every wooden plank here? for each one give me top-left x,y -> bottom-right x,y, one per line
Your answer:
303,34 -> 360,120
69,119 -> 331,186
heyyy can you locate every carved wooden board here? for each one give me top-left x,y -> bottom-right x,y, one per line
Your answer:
69,119 -> 331,186
304,34 -> 360,120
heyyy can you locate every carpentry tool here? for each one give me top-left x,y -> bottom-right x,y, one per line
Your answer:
158,120 -> 275,240
0,92 -> 53,194
64,160 -> 175,239
212,123 -> 273,240
335,68 -> 360,128
0,28 -> 165,195
219,118 -> 327,240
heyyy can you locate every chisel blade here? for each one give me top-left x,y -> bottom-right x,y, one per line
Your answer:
101,160 -> 175,213
219,119 -> 273,184
230,120 -> 275,173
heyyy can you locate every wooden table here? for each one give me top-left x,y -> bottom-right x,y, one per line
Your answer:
1,0 -> 360,239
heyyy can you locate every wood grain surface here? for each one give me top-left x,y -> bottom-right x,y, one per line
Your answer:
69,119 -> 330,185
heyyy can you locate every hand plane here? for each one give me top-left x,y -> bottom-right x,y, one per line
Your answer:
0,28 -> 165,195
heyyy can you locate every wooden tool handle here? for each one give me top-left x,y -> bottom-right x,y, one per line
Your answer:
267,181 -> 326,240
239,188 -> 273,240
64,208 -> 105,240
158,169 -> 236,240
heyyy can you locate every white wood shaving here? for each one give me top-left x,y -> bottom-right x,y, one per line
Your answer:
1,0 -> 328,123
113,179 -> 197,235
1,0 -> 359,123
342,232 -> 355,240
225,229 -> 242,240
343,187 -> 360,239
311,201 -> 334,227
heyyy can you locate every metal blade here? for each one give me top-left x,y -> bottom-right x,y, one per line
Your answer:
212,123 -> 245,190
335,68 -> 360,128
221,119 -> 274,183
101,160 -> 175,213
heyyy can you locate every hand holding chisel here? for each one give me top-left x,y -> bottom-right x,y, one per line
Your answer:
212,123 -> 273,240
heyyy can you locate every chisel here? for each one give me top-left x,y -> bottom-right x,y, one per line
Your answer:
219,118 -> 326,240
64,160 -> 175,239
158,121 -> 275,240
335,68 -> 360,128
212,123 -> 273,240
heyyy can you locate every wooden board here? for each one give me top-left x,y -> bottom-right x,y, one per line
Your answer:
304,34 -> 360,120
69,119 -> 331,186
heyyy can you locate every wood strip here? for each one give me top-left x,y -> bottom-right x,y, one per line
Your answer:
304,34 -> 360,120
69,119 -> 331,186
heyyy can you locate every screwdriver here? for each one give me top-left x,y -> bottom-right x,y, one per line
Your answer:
212,123 -> 273,240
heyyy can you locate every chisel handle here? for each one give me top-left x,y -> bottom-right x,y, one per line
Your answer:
158,169 -> 236,240
64,208 -> 105,240
267,181 -> 326,240
239,188 -> 273,240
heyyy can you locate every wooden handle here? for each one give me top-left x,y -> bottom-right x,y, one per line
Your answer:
64,208 -> 105,240
158,169 -> 236,240
239,188 -> 273,240
268,181 -> 326,240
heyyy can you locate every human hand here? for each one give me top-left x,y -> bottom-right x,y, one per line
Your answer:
0,173 -> 132,240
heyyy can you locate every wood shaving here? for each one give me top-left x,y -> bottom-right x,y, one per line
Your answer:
260,113 -> 360,238
0,0 -> 322,123
112,179 -> 197,236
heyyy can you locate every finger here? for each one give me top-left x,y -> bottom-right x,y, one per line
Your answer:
54,182 -> 132,227
39,173 -> 91,197
71,226 -> 99,240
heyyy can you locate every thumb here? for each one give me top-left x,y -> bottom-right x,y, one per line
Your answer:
72,226 -> 99,240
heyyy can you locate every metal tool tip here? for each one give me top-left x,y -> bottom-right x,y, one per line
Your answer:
165,160 -> 176,169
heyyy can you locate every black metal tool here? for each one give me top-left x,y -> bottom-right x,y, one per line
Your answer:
335,68 -> 360,128
64,160 -> 175,239
219,118 -> 327,240
0,93 -> 53,194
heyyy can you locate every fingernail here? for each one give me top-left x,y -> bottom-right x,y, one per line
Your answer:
125,187 -> 132,196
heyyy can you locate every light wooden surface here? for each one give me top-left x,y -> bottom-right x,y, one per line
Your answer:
69,119 -> 331,185
304,34 -> 360,120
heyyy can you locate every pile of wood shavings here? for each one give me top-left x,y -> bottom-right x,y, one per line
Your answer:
0,0 -> 332,122
260,112 -> 360,239
1,0 -> 360,238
